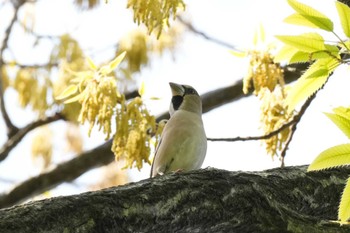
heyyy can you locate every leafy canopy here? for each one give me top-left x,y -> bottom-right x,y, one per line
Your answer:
276,0 -> 350,223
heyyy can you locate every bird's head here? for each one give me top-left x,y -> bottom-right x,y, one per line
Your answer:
169,82 -> 202,116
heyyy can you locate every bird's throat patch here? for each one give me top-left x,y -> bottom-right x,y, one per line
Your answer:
172,95 -> 183,110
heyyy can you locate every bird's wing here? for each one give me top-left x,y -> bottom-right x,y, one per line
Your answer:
151,125 -> 193,176
150,137 -> 162,177
150,111 -> 205,177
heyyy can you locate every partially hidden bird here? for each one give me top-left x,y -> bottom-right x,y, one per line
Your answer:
150,82 -> 207,178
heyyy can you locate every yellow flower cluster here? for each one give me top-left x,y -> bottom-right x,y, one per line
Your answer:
112,97 -> 158,170
13,68 -> 50,117
259,87 -> 293,157
56,53 -> 126,139
79,74 -> 119,139
56,52 -> 163,170
243,50 -> 284,95
31,126 -> 53,170
53,34 -> 84,63
117,26 -> 183,77
151,23 -> 183,55
127,0 -> 185,38
53,34 -> 86,121
54,64 -> 82,121
238,41 -> 296,158
118,30 -> 148,73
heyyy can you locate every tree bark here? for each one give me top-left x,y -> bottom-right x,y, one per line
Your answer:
1,166 -> 350,233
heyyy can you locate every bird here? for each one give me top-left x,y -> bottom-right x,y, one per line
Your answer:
150,82 -> 207,178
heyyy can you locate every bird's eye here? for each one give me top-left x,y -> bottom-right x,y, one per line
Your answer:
185,88 -> 197,95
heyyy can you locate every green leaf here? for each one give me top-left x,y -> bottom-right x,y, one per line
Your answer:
276,33 -> 326,53
284,13 -> 333,31
63,92 -> 83,104
286,57 -> 339,112
229,50 -> 246,58
138,81 -> 146,96
289,51 -> 310,63
339,40 -> 350,51
325,112 -> 350,139
336,1 -> 350,38
333,106 -> 350,120
109,51 -> 126,70
325,44 -> 341,58
259,23 -> 265,43
55,85 -> 78,100
308,143 -> 350,171
86,57 -> 97,71
286,70 -> 328,112
275,44 -> 339,64
100,51 -> 127,75
339,178 -> 350,222
274,45 -> 307,63
253,23 -> 265,46
287,0 -> 333,31
274,46 -> 296,63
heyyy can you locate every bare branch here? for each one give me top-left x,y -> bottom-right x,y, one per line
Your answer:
177,16 -> 238,51
0,113 -> 64,162
0,140 -> 113,208
207,75 -> 327,168
280,85 -> 320,167
207,119 -> 295,142
206,91 -> 316,143
4,61 -> 59,69
0,1 -> 26,137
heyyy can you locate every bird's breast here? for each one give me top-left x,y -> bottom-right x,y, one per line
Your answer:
159,110 -> 207,170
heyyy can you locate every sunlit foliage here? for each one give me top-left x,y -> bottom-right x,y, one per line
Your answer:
234,26 -> 294,158
13,68 -> 51,117
112,96 -> 158,170
31,126 -> 53,170
127,0 -> 185,38
276,0 -> 350,223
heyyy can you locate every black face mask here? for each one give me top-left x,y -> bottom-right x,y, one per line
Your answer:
171,95 -> 183,111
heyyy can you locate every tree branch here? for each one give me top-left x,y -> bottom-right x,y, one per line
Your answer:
1,166 -> 350,232
0,139 -> 113,209
207,68 -> 324,167
207,119 -> 295,142
280,91 -> 318,167
177,16 -> 238,50
206,86 -> 317,144
0,63 -> 307,208
5,61 -> 59,69
0,0 -> 26,137
0,113 -> 64,162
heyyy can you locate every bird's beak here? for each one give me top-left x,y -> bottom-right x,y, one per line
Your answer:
169,82 -> 184,96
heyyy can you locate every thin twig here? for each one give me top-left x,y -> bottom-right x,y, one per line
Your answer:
207,83 -> 325,168
0,1 -> 26,137
280,88 -> 320,167
5,61 -> 59,69
177,16 -> 239,51
207,119 -> 295,142
0,113 -> 64,162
